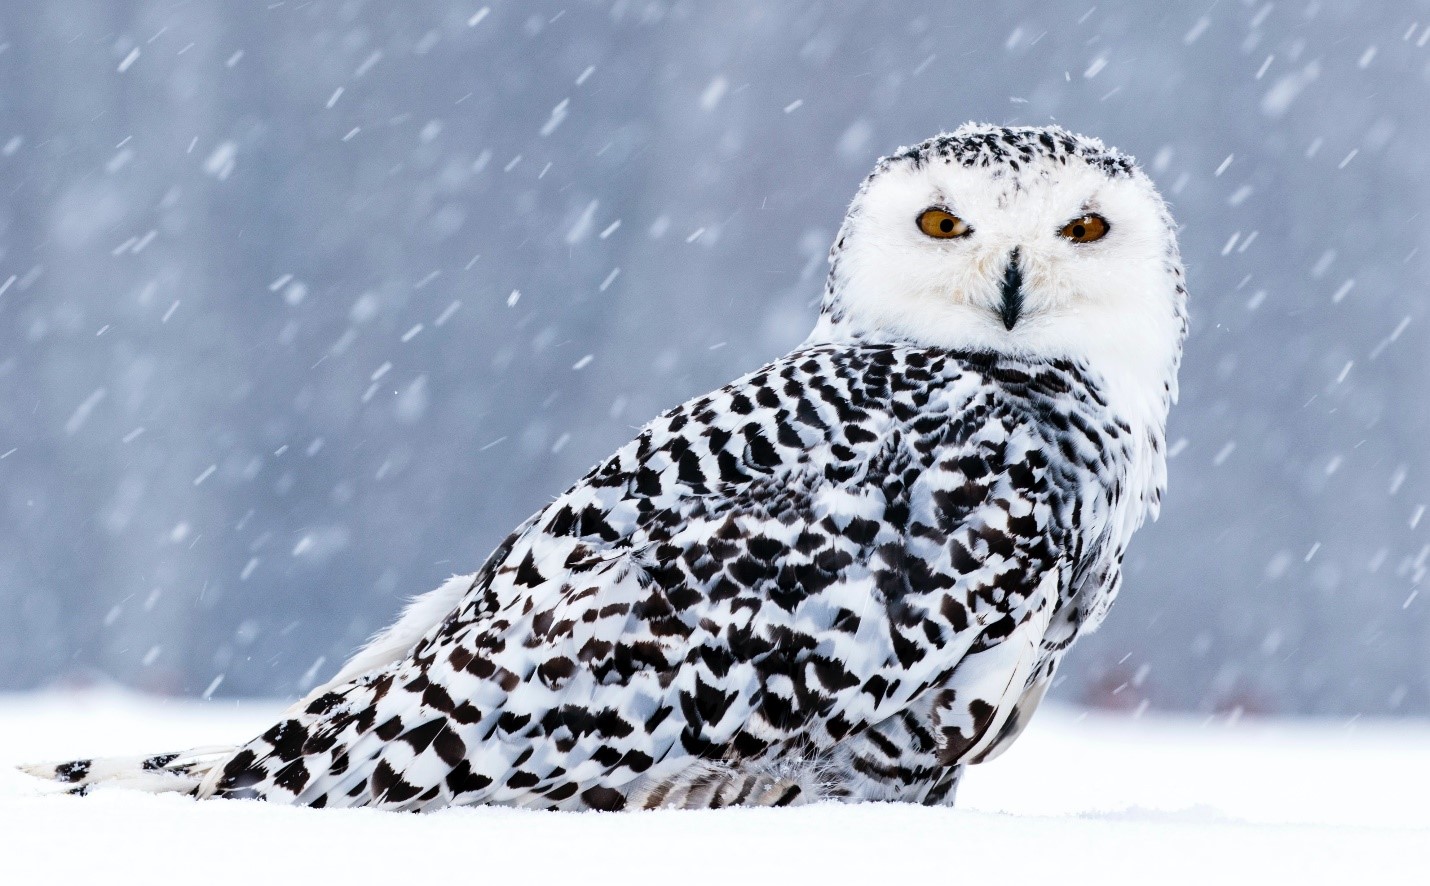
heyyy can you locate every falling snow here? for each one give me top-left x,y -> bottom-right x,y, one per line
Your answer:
0,3 -> 1426,728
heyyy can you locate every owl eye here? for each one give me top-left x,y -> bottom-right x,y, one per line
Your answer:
916,208 -> 971,240
1059,214 -> 1110,243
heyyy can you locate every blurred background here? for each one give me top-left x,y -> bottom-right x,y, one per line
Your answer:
0,0 -> 1425,716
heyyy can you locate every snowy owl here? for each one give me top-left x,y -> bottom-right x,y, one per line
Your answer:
26,124 -> 1186,811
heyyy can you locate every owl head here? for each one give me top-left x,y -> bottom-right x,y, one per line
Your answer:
812,123 -> 1187,427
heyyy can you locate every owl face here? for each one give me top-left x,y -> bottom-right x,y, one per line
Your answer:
817,125 -> 1187,423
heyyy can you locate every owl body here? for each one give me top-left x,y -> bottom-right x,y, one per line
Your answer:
206,344 -> 1142,811
27,125 -> 1187,812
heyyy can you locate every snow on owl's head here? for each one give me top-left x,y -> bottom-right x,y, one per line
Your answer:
813,123 -> 1187,423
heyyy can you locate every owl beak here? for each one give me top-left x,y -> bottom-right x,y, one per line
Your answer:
999,247 -> 1024,331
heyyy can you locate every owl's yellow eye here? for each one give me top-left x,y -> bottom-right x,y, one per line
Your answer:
917,208 -> 971,240
1060,214 -> 1109,243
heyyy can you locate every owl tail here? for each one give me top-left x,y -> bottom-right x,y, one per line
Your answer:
18,746 -> 238,796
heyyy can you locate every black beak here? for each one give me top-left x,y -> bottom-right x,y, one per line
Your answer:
999,247 -> 1023,331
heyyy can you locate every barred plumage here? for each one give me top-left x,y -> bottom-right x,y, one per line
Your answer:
24,123 -> 1187,812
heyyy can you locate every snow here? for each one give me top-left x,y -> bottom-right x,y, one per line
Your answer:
1,691 -> 1425,884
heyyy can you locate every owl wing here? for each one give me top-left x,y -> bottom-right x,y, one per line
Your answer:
812,406 -> 1066,794
205,350 -> 1069,810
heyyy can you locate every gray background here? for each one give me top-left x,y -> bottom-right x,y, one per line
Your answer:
0,1 -> 1426,715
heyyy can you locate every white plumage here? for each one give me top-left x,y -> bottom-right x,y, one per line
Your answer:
25,123 -> 1187,812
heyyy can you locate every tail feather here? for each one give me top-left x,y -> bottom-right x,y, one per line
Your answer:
17,573 -> 485,806
19,746 -> 237,795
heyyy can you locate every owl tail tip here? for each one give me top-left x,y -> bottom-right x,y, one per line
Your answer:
18,746 -> 236,796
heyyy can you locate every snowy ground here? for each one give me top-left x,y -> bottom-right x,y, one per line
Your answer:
1,691 -> 1426,884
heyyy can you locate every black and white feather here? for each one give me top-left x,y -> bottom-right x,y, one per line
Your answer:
24,124 -> 1187,811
